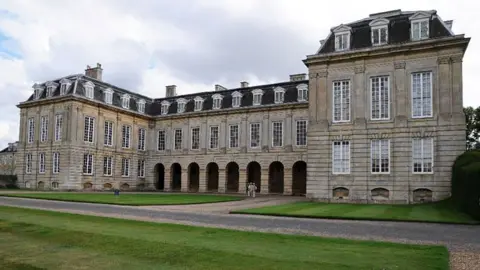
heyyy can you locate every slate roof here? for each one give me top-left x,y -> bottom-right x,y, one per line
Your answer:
318,10 -> 454,54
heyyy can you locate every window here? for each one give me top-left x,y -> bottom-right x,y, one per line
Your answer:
27,118 -> 35,143
54,114 -> 63,141
122,94 -> 130,109
121,158 -> 130,177
272,121 -> 283,147
137,99 -> 146,113
412,138 -> 433,173
104,89 -> 113,104
104,121 -> 113,146
122,125 -> 131,148
252,90 -> 263,106
84,116 -> 95,143
138,128 -> 146,151
297,84 -> 308,101
39,153 -> 45,173
333,80 -> 351,122
46,86 -> 54,97
335,33 -> 350,51
296,120 -> 307,146
84,82 -> 94,99
191,127 -> 200,150
411,20 -> 429,41
371,139 -> 390,173
332,141 -> 350,174
274,87 -> 285,103
212,94 -> 223,109
138,159 -> 145,178
411,72 -> 432,118
26,153 -> 32,173
40,116 -> 48,142
174,129 -> 182,150
103,156 -> 113,176
209,126 -> 219,149
229,125 -> 239,148
194,97 -> 203,111
177,99 -> 186,113
161,102 -> 170,115
83,153 -> 93,175
60,84 -> 68,95
51,182 -> 59,189
371,27 -> 388,45
371,76 -> 390,120
157,130 -> 166,151
53,152 -> 60,174
250,123 -> 261,148
232,92 -> 242,107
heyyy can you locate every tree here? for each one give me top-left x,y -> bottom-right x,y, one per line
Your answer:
464,106 -> 480,150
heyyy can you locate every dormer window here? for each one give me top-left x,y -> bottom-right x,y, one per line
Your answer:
33,84 -> 43,100
274,87 -> 285,104
161,101 -> 170,115
84,81 -> 95,99
369,18 -> 389,46
297,84 -> 308,101
333,25 -> 352,51
177,98 -> 186,113
212,94 -> 223,109
252,89 -> 264,106
137,99 -> 146,113
194,96 -> 204,111
121,94 -> 130,109
59,78 -> 71,95
104,88 -> 113,104
45,82 -> 57,97
409,12 -> 431,41
232,91 -> 242,108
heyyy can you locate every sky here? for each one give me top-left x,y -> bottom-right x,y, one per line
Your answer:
0,0 -> 478,148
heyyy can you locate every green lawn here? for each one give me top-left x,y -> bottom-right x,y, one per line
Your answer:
0,206 -> 449,270
0,192 -> 242,205
231,200 -> 479,224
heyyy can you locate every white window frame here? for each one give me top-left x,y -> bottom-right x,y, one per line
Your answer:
272,121 -> 283,147
84,116 -> 95,143
333,25 -> 352,52
84,81 -> 95,99
412,137 -> 434,174
212,94 -> 223,110
369,18 -> 389,46
53,152 -> 60,174
121,158 -> 130,177
249,122 -> 261,148
194,96 -> 204,111
121,125 -> 131,148
59,78 -> 71,96
33,85 -> 43,100
161,101 -> 170,115
252,89 -> 263,106
191,127 -> 200,150
232,91 -> 242,108
104,88 -> 113,104
104,121 -> 114,146
174,129 -> 183,150
229,124 -> 239,148
371,139 -> 391,174
157,130 -> 166,151
54,114 -> 63,141
332,80 -> 351,123
332,141 -> 350,174
411,71 -> 433,118
38,153 -> 45,174
295,120 -> 308,146
27,118 -> 35,143
274,87 -> 285,104
83,153 -> 93,175
40,116 -> 48,142
121,94 -> 130,109
138,128 -> 146,151
370,76 -> 390,120
46,86 -> 54,97
209,126 -> 219,149
297,84 -> 308,102
137,99 -> 146,113
103,156 -> 113,176
26,153 -> 32,174
138,159 -> 145,178
177,98 -> 187,113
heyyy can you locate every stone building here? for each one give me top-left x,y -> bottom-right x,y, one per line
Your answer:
0,141 -> 18,175
15,9 -> 469,203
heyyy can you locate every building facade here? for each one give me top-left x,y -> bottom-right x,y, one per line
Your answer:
15,10 -> 469,203
0,141 -> 18,175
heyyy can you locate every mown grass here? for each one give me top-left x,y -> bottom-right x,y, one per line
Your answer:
0,206 -> 449,270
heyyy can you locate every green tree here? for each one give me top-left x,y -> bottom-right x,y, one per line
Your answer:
464,106 -> 480,150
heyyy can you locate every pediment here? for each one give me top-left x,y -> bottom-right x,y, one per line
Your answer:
161,100 -> 170,106
176,98 -> 187,104
369,18 -> 389,27
296,83 -> 308,90
84,81 -> 95,88
409,11 -> 432,21
273,86 -> 285,93
231,91 -> 242,97
212,93 -> 223,99
45,81 -> 59,87
59,78 -> 71,84
194,96 -> 204,102
332,24 -> 352,33
251,89 -> 264,95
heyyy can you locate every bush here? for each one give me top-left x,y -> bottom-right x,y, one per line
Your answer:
451,150 -> 480,220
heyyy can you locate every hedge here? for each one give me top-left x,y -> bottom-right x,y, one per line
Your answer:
451,150 -> 480,220
0,175 -> 18,189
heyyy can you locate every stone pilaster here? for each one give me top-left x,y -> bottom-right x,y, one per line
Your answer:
283,168 -> 292,195
260,169 -> 269,194
394,61 -> 407,126
164,169 -> 171,191
437,56 -> 452,121
199,169 -> 207,192
218,169 -> 226,193
238,168 -> 247,194
181,169 -> 188,192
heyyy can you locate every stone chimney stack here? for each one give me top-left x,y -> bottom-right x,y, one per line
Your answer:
444,20 -> 453,31
240,81 -> 249,88
85,63 -> 103,81
289,73 -> 307,81
166,85 -> 177,97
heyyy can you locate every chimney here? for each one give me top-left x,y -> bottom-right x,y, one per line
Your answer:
166,85 -> 177,97
215,84 -> 228,91
290,73 -> 307,82
240,81 -> 249,88
85,63 -> 103,81
444,20 -> 453,30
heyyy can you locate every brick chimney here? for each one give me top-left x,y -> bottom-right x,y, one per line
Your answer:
240,81 -> 249,88
85,63 -> 103,81
166,85 -> 177,97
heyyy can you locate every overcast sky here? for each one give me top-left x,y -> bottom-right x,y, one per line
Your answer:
0,0 -> 478,148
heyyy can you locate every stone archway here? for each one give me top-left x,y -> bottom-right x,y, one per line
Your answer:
37,181 -> 45,190
154,163 -> 165,190
292,161 -> 307,196
247,161 -> 261,193
188,162 -> 200,192
206,162 -> 219,191
269,161 -> 284,194
83,182 -> 92,190
226,162 -> 239,192
171,163 -> 182,191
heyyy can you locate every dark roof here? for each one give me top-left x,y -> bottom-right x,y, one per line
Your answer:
318,10 -> 453,54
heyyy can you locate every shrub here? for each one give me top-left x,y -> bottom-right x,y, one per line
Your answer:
451,150 -> 480,220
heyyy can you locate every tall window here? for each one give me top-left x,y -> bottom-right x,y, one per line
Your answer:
46,86 -> 54,97
253,93 -> 262,105
40,116 -> 48,142
103,156 -> 113,176
191,127 -> 200,150
250,123 -> 261,148
174,129 -> 182,150
274,88 -> 285,103
60,84 -> 68,95
209,126 -> 219,149
84,116 -> 95,143
138,128 -> 146,151
161,103 -> 169,115
333,80 -> 351,122
138,159 -> 145,178
39,153 -> 45,173
83,153 -> 93,175
229,125 -> 239,148
157,130 -> 166,151
194,98 -> 203,111
297,84 -> 308,101
232,92 -> 242,107
272,121 -> 283,147
212,96 -> 222,109
177,101 -> 186,113
371,76 -> 390,120
122,125 -> 131,148
296,120 -> 307,146
411,20 -> 429,41
371,139 -> 390,173
332,141 -> 350,174
137,100 -> 145,113
53,152 -> 60,174
412,72 -> 432,118
121,158 -> 130,177
27,118 -> 35,143
54,114 -> 63,141
412,138 -> 433,173
335,33 -> 349,51
371,26 -> 388,45
85,84 -> 94,99
26,153 -> 32,173
104,121 -> 113,146
104,89 -> 113,104
122,95 -> 130,109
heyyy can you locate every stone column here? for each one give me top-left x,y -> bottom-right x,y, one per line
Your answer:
240,115 -> 247,152
285,111 -> 292,149
283,168 -> 292,195
393,61 -> 407,126
199,169 -> 207,192
181,169 -> 188,192
262,114 -> 269,150
164,169 -> 171,191
354,65 -> 366,126
451,55 -> 464,118
260,169 -> 269,194
218,169 -> 226,193
238,168 -> 247,194
437,57 -> 452,122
